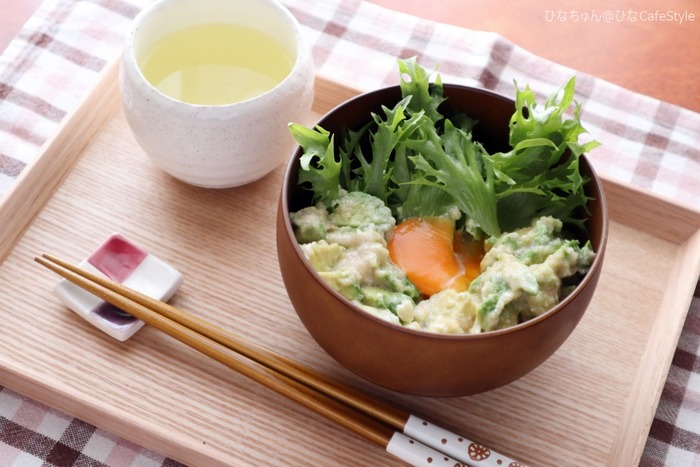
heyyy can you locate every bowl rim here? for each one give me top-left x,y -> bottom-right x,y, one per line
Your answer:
280,83 -> 609,341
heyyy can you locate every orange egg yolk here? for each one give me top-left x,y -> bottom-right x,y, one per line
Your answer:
388,217 -> 483,297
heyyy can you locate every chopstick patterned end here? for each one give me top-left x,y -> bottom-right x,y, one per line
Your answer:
386,432 -> 468,467
403,415 -> 528,467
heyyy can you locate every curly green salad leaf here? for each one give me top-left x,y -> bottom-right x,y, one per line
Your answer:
289,58 -> 600,238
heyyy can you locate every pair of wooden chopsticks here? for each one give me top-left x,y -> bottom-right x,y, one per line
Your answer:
36,253 -> 526,467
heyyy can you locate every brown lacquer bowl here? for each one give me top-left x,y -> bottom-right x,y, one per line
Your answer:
276,84 -> 608,397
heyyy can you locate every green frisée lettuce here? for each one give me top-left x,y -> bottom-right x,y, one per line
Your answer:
288,58 -> 600,238
490,76 -> 601,233
290,124 -> 342,205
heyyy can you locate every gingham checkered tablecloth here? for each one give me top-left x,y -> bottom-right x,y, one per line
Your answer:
1,0 -> 698,465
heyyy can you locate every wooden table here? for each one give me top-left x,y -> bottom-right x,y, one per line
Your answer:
5,0 -> 697,112
6,0 -> 700,111
0,0 -> 44,52
372,0 -> 700,113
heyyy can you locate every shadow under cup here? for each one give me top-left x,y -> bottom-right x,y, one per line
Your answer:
119,0 -> 315,188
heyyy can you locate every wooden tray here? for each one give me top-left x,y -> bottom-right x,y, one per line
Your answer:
1,57 -> 699,466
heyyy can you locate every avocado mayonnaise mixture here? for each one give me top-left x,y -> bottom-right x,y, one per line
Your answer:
291,190 -> 595,334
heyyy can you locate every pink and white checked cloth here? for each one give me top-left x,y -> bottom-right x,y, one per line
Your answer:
1,0 -> 698,465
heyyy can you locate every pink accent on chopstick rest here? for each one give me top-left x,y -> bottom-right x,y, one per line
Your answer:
54,233 -> 183,341
87,233 -> 148,282
403,415 -> 528,467
386,432 -> 467,467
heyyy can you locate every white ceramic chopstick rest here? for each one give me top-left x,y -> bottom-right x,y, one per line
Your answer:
386,432 -> 467,466
54,233 -> 183,341
403,415 -> 527,467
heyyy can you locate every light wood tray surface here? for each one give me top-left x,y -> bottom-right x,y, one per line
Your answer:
1,58 -> 699,466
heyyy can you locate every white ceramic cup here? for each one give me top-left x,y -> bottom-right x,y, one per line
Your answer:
119,0 -> 315,188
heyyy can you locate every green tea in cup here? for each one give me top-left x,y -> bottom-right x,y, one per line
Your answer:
139,23 -> 295,105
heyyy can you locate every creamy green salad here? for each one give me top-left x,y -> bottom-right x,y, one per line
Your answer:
288,58 -> 599,334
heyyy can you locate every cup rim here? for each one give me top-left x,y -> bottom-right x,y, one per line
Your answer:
122,0 -> 312,111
